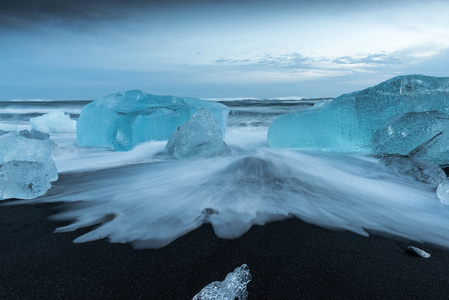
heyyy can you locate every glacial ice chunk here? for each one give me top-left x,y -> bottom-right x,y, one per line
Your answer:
166,109 -> 230,159
379,155 -> 446,188
0,130 -> 58,200
436,179 -> 449,205
76,90 -> 230,151
193,264 -> 251,300
372,111 -> 449,167
268,75 -> 449,152
30,110 -> 77,134
0,161 -> 52,200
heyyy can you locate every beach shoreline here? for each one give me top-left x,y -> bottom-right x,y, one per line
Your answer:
1,200 -> 449,299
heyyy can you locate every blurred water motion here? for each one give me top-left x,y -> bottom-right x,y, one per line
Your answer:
5,98 -> 449,248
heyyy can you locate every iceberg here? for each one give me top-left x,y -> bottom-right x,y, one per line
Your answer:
30,110 -> 77,134
193,264 -> 251,300
166,109 -> 230,159
268,75 -> 449,152
76,90 -> 230,151
372,111 -> 449,167
0,130 -> 58,200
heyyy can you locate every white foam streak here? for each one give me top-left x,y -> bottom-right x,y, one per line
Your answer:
9,98 -> 55,102
201,97 -> 261,101
38,145 -> 449,249
11,99 -> 449,249
52,137 -> 167,173
202,96 -> 306,101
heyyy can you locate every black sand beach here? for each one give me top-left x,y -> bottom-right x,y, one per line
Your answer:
1,200 -> 449,299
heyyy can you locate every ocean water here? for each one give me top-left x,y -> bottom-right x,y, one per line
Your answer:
3,98 -> 449,249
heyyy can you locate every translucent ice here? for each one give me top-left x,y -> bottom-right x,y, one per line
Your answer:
30,110 -> 77,134
436,179 -> 449,205
379,155 -> 446,188
0,161 -> 52,200
166,109 -> 230,159
193,264 -> 251,300
76,90 -> 230,151
268,75 -> 449,152
372,111 -> 449,167
0,130 -> 58,200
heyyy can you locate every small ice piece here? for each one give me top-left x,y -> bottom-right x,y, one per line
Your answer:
0,161 -> 51,200
0,130 -> 58,200
379,155 -> 446,188
76,90 -> 230,151
30,110 -> 77,134
406,246 -> 431,258
372,111 -> 449,166
166,109 -> 230,159
436,179 -> 449,205
193,264 -> 252,300
268,75 -> 449,151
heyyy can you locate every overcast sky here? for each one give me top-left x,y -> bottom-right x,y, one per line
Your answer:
1,0 -> 449,100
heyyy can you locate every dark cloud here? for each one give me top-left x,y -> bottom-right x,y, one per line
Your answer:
0,0 -> 411,30
1,0 -> 116,28
0,0 -> 212,29
1,0 -> 170,17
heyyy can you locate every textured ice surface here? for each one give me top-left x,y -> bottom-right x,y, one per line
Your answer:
372,111 -> 449,167
166,109 -> 230,159
193,264 -> 251,300
77,90 -> 230,151
0,161 -> 52,200
0,130 -> 58,200
436,179 -> 449,205
379,155 -> 446,188
31,110 -> 76,134
268,75 -> 449,152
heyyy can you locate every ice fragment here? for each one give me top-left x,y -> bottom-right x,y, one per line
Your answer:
406,246 -> 431,258
166,109 -> 230,159
372,111 -> 449,167
0,130 -> 58,200
436,179 -> 449,205
379,155 -> 446,188
31,110 -> 76,134
193,264 -> 252,300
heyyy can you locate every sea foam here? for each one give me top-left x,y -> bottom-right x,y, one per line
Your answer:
30,147 -> 449,249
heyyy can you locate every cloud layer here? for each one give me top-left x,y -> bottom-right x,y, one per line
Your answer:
1,0 -> 449,99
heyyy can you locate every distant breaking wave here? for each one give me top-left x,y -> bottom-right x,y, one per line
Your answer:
0,108 -> 83,115
8,99 -> 92,102
202,96 -> 314,101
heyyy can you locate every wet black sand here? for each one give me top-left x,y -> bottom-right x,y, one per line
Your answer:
1,201 -> 449,299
